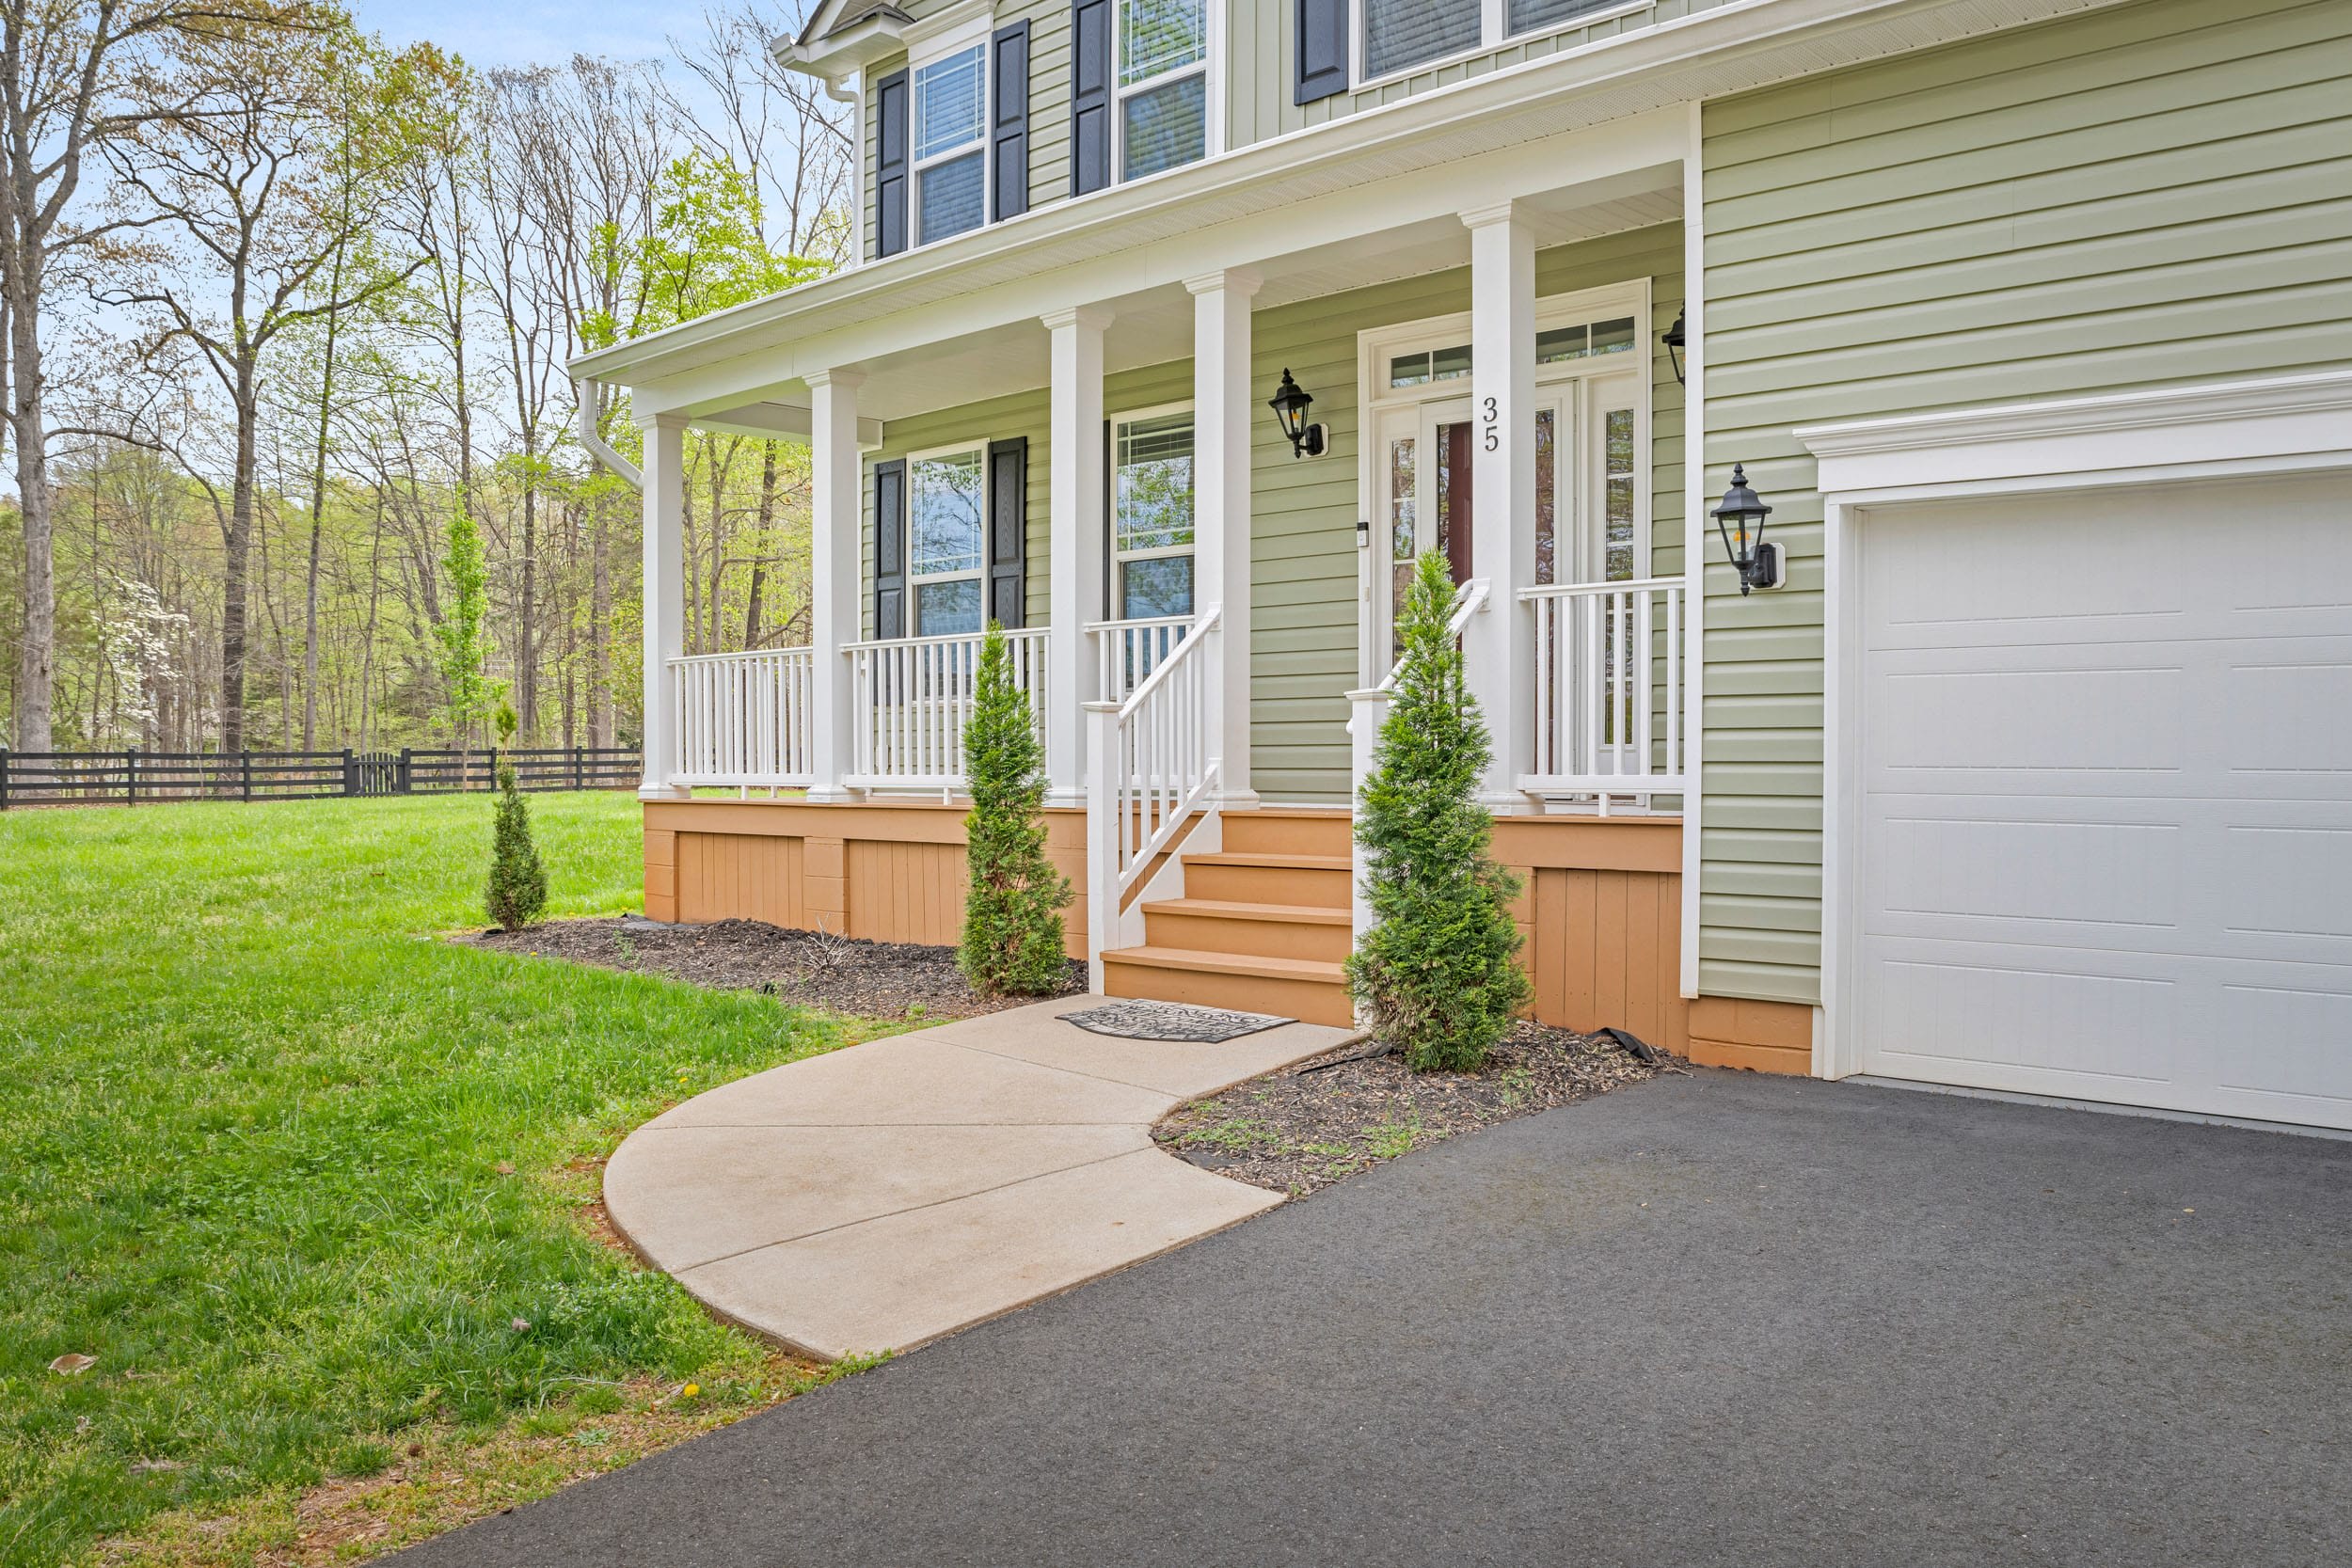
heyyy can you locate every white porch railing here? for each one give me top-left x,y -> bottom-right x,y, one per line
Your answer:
1086,607 -> 1221,963
845,626 -> 1049,789
1088,613 -> 1191,703
670,647 -> 815,787
1521,575 -> 1687,807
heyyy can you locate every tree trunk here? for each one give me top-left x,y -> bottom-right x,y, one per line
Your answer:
9,286 -> 52,752
746,440 -> 777,646
221,384 -> 261,755
517,444 -> 537,738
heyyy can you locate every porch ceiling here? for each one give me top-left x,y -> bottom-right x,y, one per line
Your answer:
690,167 -> 1683,436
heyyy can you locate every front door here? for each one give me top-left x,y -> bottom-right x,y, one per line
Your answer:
1369,370 -> 1644,673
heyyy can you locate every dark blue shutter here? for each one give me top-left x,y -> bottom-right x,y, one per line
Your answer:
874,68 -> 910,258
991,22 -> 1030,222
873,459 -> 907,639
986,438 -> 1027,628
1295,0 -> 1349,104
1071,0 -> 1111,196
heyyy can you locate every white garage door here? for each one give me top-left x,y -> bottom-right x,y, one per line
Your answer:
1855,471 -> 2352,1129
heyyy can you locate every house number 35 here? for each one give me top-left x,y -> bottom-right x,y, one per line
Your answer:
1482,396 -> 1500,451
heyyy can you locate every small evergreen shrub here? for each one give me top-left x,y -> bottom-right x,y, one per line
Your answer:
1345,550 -> 1532,1071
485,703 -> 548,931
959,622 -> 1072,994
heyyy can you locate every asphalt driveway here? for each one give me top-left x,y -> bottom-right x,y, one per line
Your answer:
397,1070 -> 2352,1567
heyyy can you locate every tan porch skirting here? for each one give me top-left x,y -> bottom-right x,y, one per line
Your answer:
644,800 -> 1807,1072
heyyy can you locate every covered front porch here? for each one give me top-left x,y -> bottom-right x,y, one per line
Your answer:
613,103 -> 1750,1050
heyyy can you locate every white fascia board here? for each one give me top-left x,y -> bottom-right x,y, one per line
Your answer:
579,0 -> 2137,392
1800,370 -> 2352,496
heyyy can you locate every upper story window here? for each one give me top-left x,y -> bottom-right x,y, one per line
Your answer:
1359,0 -> 1637,83
913,39 -> 988,245
1118,0 -> 1210,180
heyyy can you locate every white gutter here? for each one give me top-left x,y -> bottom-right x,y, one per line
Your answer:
574,380 -> 644,492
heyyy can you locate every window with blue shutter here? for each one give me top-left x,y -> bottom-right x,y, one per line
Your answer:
1294,0 -> 1348,104
991,22 -> 1030,221
873,458 -> 908,639
1071,0 -> 1111,195
874,68 -> 909,257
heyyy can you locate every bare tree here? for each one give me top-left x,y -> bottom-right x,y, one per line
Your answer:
665,2 -> 851,266
0,0 -> 305,750
99,17 -> 436,752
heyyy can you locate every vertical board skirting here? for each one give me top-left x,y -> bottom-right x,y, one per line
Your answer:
1528,865 -> 1690,1056
675,832 -> 809,929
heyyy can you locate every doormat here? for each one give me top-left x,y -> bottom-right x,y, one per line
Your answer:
1062,1000 -> 1295,1043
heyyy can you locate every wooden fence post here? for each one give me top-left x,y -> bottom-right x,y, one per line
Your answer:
241,750 -> 253,802
125,745 -> 139,806
399,748 -> 413,794
1,746 -> 10,811
342,748 -> 356,796
573,745 -> 583,790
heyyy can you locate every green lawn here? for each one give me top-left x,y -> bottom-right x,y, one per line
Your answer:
0,793 -> 855,1566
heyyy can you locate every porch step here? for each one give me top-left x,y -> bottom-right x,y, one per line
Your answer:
1217,807 -> 1354,860
1139,897 -> 1353,965
1180,851 -> 1353,908
1100,945 -> 1353,1029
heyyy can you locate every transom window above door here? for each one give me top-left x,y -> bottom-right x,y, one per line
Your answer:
1119,0 -> 1211,180
1360,0 -> 1642,82
1113,408 -> 1196,618
909,447 -> 987,633
913,40 -> 987,245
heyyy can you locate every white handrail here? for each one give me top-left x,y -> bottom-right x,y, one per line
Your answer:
1519,576 -> 1687,808
1086,606 -> 1222,964
1087,613 -> 1191,703
669,647 -> 814,787
845,626 -> 1048,788
1376,577 -> 1490,693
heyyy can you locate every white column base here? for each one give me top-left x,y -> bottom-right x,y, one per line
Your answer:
638,783 -> 691,802
803,784 -> 859,804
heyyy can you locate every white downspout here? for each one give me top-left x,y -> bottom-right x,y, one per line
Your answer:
574,379 -> 644,492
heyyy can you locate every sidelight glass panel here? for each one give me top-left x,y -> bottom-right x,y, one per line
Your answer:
1364,0 -> 1483,78
1534,407 -> 1557,586
1121,71 -> 1206,179
1604,405 -> 1636,580
1389,435 -> 1417,664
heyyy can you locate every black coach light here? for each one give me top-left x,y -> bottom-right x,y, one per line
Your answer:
1712,463 -> 1785,595
1267,367 -> 1327,459
1662,306 -> 1688,386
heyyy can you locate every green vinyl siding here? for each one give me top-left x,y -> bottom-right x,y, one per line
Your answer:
855,222 -> 1684,802
1696,0 -> 2352,1006
1225,0 -> 1732,150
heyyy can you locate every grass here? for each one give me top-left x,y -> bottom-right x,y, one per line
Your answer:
0,793 -> 873,1567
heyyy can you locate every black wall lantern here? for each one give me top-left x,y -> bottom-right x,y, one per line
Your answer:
1712,463 -> 1785,595
1661,307 -> 1688,386
1268,368 -> 1327,459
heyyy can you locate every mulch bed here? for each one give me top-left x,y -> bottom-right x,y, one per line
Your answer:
1153,1021 -> 1676,1196
467,917 -> 1086,1020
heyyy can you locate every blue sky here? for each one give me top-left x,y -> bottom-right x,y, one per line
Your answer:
349,1 -> 682,71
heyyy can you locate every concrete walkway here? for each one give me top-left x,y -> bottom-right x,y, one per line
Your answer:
604,996 -> 1352,1357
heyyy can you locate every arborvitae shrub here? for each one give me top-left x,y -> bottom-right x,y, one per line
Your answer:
485,705 -> 548,931
958,622 -> 1072,994
1344,549 -> 1532,1070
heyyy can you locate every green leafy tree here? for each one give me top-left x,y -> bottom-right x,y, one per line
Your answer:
484,700 -> 548,929
959,623 -> 1071,994
1346,550 -> 1532,1070
434,502 -> 505,769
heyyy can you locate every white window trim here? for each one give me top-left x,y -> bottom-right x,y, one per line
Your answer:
1110,399 -> 1200,616
1350,0 -> 1653,94
1112,0 -> 1221,185
907,14 -> 993,253
904,438 -> 991,634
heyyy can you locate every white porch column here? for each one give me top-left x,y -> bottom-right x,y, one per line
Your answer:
1463,200 -> 1536,811
639,413 -> 690,800
806,368 -> 865,802
1043,304 -> 1112,807
1188,268 -> 1262,809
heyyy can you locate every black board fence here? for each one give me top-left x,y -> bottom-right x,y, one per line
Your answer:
0,746 -> 639,809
